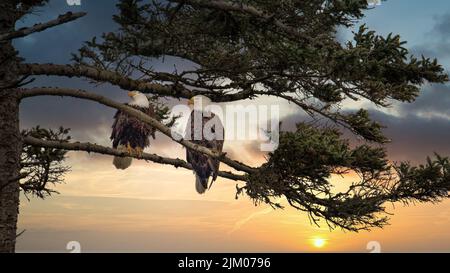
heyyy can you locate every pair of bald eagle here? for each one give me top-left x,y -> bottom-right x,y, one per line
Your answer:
110,91 -> 224,194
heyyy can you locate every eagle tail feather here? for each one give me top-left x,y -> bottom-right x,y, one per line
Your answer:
195,173 -> 208,194
113,145 -> 133,169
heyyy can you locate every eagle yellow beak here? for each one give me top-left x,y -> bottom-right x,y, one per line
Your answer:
188,97 -> 195,106
128,91 -> 135,97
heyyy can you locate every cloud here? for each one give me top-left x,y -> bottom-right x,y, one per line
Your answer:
399,84 -> 450,119
431,13 -> 450,39
372,110 -> 450,163
228,207 -> 273,234
409,12 -> 450,64
279,108 -> 450,164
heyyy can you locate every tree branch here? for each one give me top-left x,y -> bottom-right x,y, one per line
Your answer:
0,12 -> 87,41
23,136 -> 245,182
19,87 -> 256,174
17,63 -> 261,102
18,63 -> 190,97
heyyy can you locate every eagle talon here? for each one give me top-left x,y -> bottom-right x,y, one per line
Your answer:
126,143 -> 133,155
135,147 -> 143,158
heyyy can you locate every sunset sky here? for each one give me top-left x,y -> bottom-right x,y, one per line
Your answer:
13,0 -> 450,252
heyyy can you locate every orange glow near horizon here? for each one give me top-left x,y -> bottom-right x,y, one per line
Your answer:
15,150 -> 450,252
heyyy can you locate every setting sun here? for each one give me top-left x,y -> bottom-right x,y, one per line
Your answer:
312,237 -> 327,248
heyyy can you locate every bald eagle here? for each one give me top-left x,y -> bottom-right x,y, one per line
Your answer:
111,91 -> 156,169
185,95 -> 224,194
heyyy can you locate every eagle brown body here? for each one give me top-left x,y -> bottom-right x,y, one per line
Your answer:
111,104 -> 156,150
186,110 -> 224,194
110,91 -> 156,169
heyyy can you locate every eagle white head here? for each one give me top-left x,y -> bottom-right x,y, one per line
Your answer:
188,95 -> 212,112
128,91 -> 150,108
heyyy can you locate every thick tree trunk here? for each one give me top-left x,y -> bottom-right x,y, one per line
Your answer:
0,91 -> 21,253
0,3 -> 21,253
